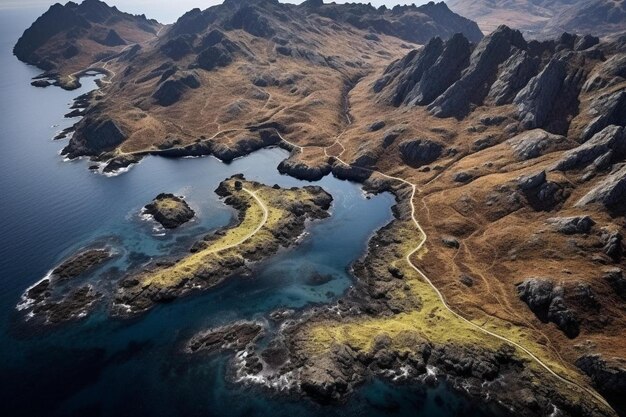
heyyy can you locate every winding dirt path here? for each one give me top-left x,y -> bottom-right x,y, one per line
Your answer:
276,129 -> 614,414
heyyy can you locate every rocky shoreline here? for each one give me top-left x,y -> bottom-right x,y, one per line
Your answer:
184,178 -> 614,417
18,247 -> 114,324
143,193 -> 195,229
112,176 -> 332,317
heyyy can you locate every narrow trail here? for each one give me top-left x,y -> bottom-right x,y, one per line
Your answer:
209,187 -> 268,254
276,125 -> 614,415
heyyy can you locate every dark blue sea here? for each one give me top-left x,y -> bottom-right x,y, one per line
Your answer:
0,7 -> 502,417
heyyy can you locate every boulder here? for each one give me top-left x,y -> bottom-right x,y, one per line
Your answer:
65,118 -> 126,157
576,164 -> 626,208
602,230 -> 623,261
277,158 -> 331,181
399,139 -> 443,168
573,34 -> 599,51
603,268 -> 626,300
546,216 -> 595,234
583,54 -> 626,93
581,90 -> 626,141
368,121 -> 386,132
555,125 -> 625,171
507,129 -> 572,161
516,171 -> 546,191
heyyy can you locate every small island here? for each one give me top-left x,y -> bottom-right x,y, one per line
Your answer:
144,193 -> 195,229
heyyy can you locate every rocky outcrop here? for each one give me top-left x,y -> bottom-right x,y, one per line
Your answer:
399,139 -> 443,168
507,129 -> 572,161
144,193 -> 195,229
96,29 -> 126,46
514,57 -> 568,130
583,54 -> 626,93
487,50 -> 539,105
406,34 -> 471,106
581,90 -> 626,141
152,71 -> 201,106
546,216 -> 595,234
603,268 -> 626,300
277,158 -> 331,181
576,164 -> 626,208
575,354 -> 626,416
517,278 -> 580,338
63,118 -> 127,158
51,248 -> 114,280
196,44 -> 233,71
554,125 -> 626,172
428,26 -> 527,118
602,230 -> 623,262
160,34 -> 194,60
188,322 -> 264,353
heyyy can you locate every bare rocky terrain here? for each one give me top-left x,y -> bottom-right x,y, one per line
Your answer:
13,0 -> 626,416
446,0 -> 625,39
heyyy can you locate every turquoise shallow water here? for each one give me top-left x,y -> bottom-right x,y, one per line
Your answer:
0,8 -> 504,417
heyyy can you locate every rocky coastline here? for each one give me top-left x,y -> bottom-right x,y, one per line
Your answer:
184,178 -> 615,417
112,176 -> 332,317
18,247 -> 114,324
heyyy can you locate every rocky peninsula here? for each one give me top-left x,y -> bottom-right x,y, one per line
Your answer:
112,175 -> 332,316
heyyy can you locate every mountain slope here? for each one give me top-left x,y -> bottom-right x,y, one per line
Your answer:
12,1 -> 626,416
14,0 -> 161,88
446,0 -> 626,38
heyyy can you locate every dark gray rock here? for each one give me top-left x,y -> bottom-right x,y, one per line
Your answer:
228,5 -> 275,38
554,125 -> 625,171
516,278 -> 580,338
453,172 -> 474,183
460,275 -> 474,287
507,129 -> 572,161
429,26 -> 527,118
399,139 -> 443,168
575,354 -> 626,415
602,230 -> 623,262
576,164 -> 626,208
514,57 -> 568,130
368,121 -> 386,132
64,118 -> 126,157
517,171 -> 546,191
152,71 -> 201,106
603,268 -> 626,300
581,90 -> 626,141
487,50 -> 539,105
583,54 -> 626,93
574,34 -> 599,51
442,236 -> 460,248
160,34 -> 194,60
546,216 -> 595,234
407,34 -> 471,106
277,158 -> 331,181
97,29 -> 126,46
31,79 -> 52,88
196,44 -> 233,71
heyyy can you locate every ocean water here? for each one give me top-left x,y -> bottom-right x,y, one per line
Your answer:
0,8 -> 503,417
